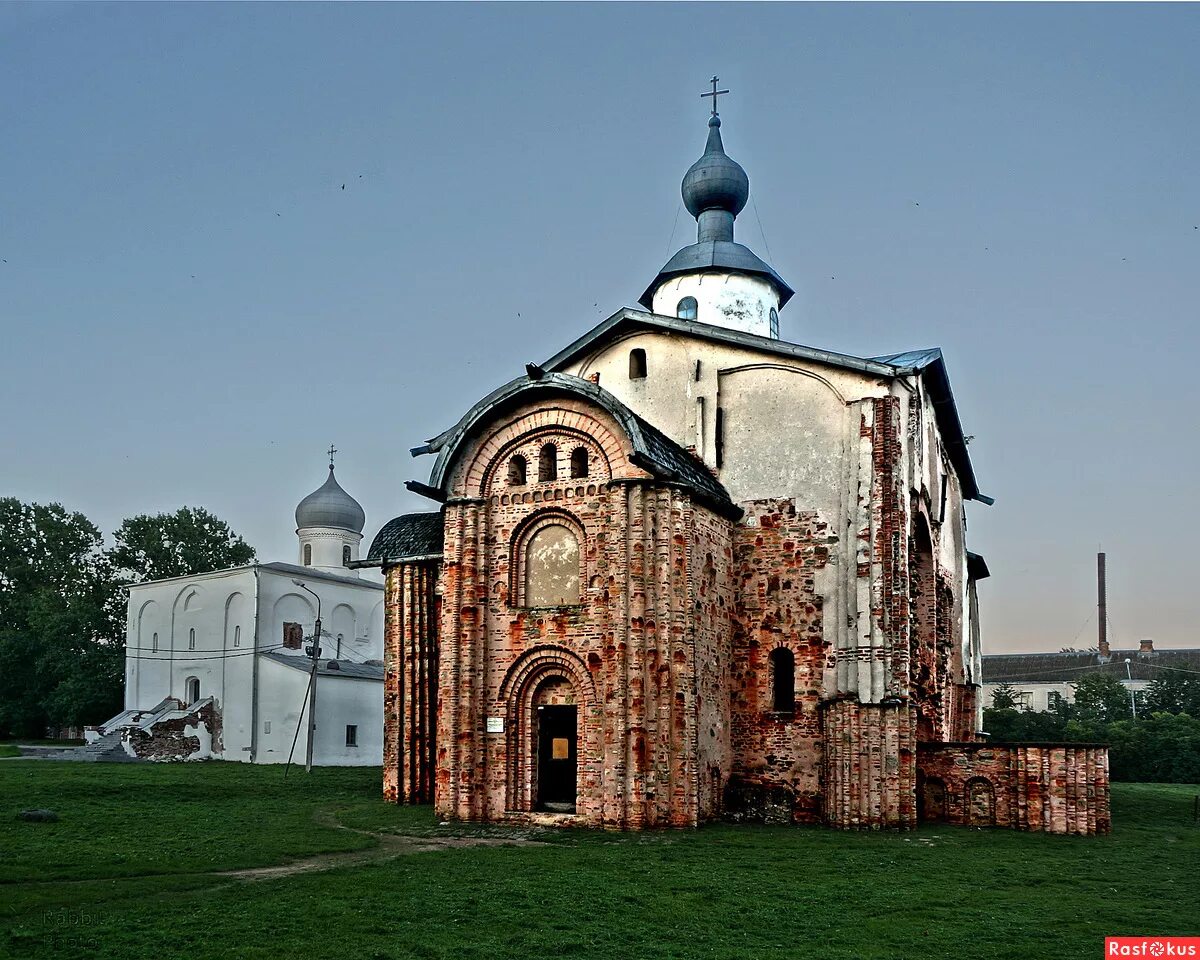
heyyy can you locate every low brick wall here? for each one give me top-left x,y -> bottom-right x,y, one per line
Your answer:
917,741 -> 1110,835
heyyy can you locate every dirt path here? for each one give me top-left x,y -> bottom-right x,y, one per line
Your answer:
217,815 -> 548,881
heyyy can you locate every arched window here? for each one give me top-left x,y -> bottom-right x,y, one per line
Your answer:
189,628 -> 196,651
523,522 -> 581,606
539,443 -> 557,482
769,307 -> 779,338
152,631 -> 159,653
186,677 -> 200,704
770,647 -> 795,712
629,348 -> 647,380
570,447 -> 589,479
677,296 -> 698,320
303,543 -> 312,566
508,454 -> 527,486
233,625 -> 241,648
342,545 -> 351,566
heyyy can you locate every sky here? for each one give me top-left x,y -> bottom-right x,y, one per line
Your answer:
2,3 -> 1197,654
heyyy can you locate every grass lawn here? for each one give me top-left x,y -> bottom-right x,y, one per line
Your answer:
1,762 -> 1196,959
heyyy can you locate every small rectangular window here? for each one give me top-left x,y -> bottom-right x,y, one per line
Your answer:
283,622 -> 303,650
264,720 -> 271,734
345,724 -> 358,747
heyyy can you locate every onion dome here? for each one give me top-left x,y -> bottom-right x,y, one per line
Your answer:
295,465 -> 366,534
639,109 -> 793,310
681,115 -> 749,222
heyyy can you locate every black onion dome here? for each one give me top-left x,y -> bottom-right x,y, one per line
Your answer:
295,466 -> 366,533
681,116 -> 749,218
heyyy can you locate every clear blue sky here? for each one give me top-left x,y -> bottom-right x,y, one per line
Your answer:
2,3 -> 1197,653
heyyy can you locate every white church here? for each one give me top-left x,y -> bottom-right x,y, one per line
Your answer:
88,460 -> 385,764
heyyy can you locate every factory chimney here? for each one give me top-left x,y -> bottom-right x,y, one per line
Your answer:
1098,552 -> 1110,659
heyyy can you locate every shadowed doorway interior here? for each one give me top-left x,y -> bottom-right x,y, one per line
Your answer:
536,704 -> 577,813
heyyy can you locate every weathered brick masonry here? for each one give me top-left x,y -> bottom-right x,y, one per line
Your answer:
728,499 -> 832,822
375,374 -> 1110,835
918,742 -> 1110,835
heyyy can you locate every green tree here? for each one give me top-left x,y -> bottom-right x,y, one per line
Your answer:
0,499 -> 123,737
1143,672 -> 1200,717
989,682 -> 1022,710
1071,672 -> 1134,722
109,506 -> 255,583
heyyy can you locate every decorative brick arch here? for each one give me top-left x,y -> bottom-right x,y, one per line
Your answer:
447,400 -> 643,500
480,423 -> 614,498
509,508 -> 587,607
499,644 -> 599,813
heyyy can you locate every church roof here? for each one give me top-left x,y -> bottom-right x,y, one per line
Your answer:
361,512 -> 444,566
638,240 -> 795,310
259,562 -> 383,590
295,466 -> 366,534
544,308 -> 991,504
262,651 -> 384,681
411,371 -> 741,520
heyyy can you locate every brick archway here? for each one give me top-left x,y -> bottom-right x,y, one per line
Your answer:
499,645 -> 599,815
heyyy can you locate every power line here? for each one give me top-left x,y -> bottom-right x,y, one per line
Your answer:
124,642 -> 288,662
751,194 -> 774,265
988,658 -> 1200,682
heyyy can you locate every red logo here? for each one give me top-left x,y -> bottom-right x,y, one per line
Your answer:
1107,939 -> 1200,958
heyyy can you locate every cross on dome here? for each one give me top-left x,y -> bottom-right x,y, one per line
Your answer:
700,76 -> 729,117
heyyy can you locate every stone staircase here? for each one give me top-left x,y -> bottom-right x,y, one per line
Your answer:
45,729 -> 139,763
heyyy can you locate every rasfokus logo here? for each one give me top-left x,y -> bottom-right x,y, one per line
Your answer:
1106,939 -> 1200,957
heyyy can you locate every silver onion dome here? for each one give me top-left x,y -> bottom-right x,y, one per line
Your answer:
681,115 -> 749,220
295,466 -> 366,533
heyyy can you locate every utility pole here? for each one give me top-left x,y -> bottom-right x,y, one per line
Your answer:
292,580 -> 322,772
1097,552 -> 1109,658
1124,658 -> 1137,719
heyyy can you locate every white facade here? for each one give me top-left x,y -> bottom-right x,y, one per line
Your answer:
120,562 -> 384,764
980,678 -> 1149,713
297,526 -> 364,576
549,310 -> 985,721
650,272 -> 781,339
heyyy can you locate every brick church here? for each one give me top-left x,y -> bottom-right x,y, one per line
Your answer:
360,94 -> 1110,834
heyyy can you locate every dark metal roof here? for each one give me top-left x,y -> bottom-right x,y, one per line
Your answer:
262,651 -> 384,681
967,552 -> 990,581
361,512 -> 444,567
412,371 -> 740,520
982,648 -> 1200,684
543,308 -> 989,504
638,241 -> 794,310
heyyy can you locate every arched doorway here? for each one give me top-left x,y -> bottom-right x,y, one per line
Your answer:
533,676 -> 577,813
500,645 -> 597,816
919,776 -> 947,823
965,778 -> 996,826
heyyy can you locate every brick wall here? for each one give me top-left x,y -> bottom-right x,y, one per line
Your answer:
823,699 -> 917,829
382,559 -> 440,804
727,499 -> 833,822
432,399 -> 734,829
918,742 -> 1111,835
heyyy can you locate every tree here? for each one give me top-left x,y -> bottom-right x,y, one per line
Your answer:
1143,672 -> 1200,717
990,682 -> 1022,710
0,499 -> 123,737
109,506 -> 255,583
1072,673 -> 1134,723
